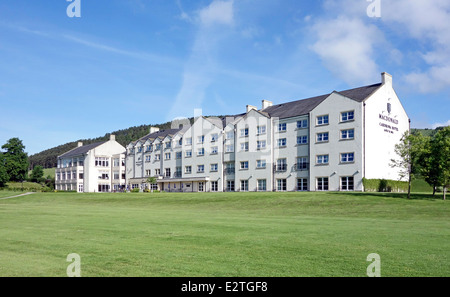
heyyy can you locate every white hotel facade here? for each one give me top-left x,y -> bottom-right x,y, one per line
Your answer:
125,73 -> 410,192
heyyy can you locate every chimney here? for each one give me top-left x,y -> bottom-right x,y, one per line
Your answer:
149,127 -> 160,134
381,72 -> 392,87
262,100 -> 273,110
246,105 -> 257,113
77,142 -> 83,147
110,134 -> 116,141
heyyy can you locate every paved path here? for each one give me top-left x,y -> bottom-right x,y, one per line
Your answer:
0,192 -> 35,200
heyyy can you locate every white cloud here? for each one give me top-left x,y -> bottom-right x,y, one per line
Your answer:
432,120 -> 450,129
198,0 -> 234,27
310,16 -> 382,85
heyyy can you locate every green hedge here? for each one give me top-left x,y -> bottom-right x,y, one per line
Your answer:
362,178 -> 408,193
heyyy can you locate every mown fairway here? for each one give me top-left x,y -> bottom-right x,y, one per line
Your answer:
0,191 -> 448,277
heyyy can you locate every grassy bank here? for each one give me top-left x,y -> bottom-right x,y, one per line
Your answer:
0,191 -> 448,277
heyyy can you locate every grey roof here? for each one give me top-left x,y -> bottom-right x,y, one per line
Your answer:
262,83 -> 382,119
137,128 -> 183,143
59,141 -> 107,158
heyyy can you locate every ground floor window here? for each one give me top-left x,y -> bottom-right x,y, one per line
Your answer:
199,182 -> 205,192
257,179 -> 267,191
297,178 -> 308,191
98,184 -> 110,192
277,179 -> 287,191
78,184 -> 84,193
317,177 -> 329,191
211,181 -> 218,192
341,176 -> 354,191
227,180 -> 235,192
240,180 -> 249,192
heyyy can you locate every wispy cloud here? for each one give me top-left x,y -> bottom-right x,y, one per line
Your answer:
432,119 -> 450,129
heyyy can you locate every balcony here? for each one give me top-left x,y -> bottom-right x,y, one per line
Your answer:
295,163 -> 310,171
174,172 -> 182,178
224,168 -> 235,175
274,164 -> 287,172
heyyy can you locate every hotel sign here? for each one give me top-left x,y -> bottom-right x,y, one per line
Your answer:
379,114 -> 399,134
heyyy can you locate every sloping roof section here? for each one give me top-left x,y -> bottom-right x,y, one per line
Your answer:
262,83 -> 382,119
138,128 -> 182,143
59,141 -> 107,158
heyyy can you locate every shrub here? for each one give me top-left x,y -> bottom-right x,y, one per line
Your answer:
362,178 -> 408,193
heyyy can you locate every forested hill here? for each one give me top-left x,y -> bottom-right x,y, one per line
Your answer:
29,122 -> 175,169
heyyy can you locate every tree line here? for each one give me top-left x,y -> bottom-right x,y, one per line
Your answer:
391,126 -> 450,200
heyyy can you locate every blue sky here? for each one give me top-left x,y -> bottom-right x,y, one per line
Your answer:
0,0 -> 449,155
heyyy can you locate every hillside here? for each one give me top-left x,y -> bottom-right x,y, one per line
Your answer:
29,122 -> 174,169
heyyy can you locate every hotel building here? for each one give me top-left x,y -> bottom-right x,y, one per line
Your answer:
55,135 -> 126,192
125,73 -> 409,192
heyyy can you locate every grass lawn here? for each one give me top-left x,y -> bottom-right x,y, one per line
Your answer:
0,191 -> 448,277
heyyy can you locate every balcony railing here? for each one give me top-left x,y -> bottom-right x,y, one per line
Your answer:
224,168 -> 235,175
295,163 -> 310,171
274,164 -> 287,172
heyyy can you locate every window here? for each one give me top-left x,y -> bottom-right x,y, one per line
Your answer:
137,146 -> 143,153
317,132 -> 329,143
226,145 -> 234,153
165,142 -> 171,149
296,157 -> 308,170
175,167 -> 182,177
278,123 -> 287,132
277,138 -> 287,147
240,180 -> 249,191
211,146 -> 218,154
155,169 -> 161,176
241,142 -> 249,152
227,180 -> 235,192
185,150 -> 192,158
210,164 -> 218,172
198,182 -> 204,192
197,165 -> 205,173
197,136 -> 205,144
79,173 -> 84,179
256,160 -> 266,169
95,157 -> 109,167
226,131 -> 234,140
145,155 -> 151,162
258,179 -> 267,191
185,166 -> 192,174
155,143 -> 161,150
297,178 -> 308,191
176,152 -> 182,159
276,159 -> 287,171
145,170 -> 151,177
225,163 -> 235,174
297,135 -> 308,145
341,111 -> 355,122
341,176 -> 354,191
317,177 -> 329,191
257,140 -> 266,150
240,161 -> 249,170
341,129 -> 355,140
341,152 -> 355,163
317,155 -> 329,165
211,181 -> 218,192
165,168 -> 171,178
277,179 -> 287,191
165,153 -> 171,160
78,184 -> 84,193
186,138 -> 192,145
197,148 -> 205,156
178,138 -> 183,146
317,115 -> 329,125
240,128 -> 249,137
297,120 -> 308,129
211,134 -> 219,142
113,158 -> 120,167
155,154 -> 161,161
257,125 -> 266,135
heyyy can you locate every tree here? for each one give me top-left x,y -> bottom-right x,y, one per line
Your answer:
30,165 -> 44,183
1,138 -> 29,182
430,127 -> 450,200
390,131 -> 428,199
0,153 -> 9,188
146,176 -> 157,192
